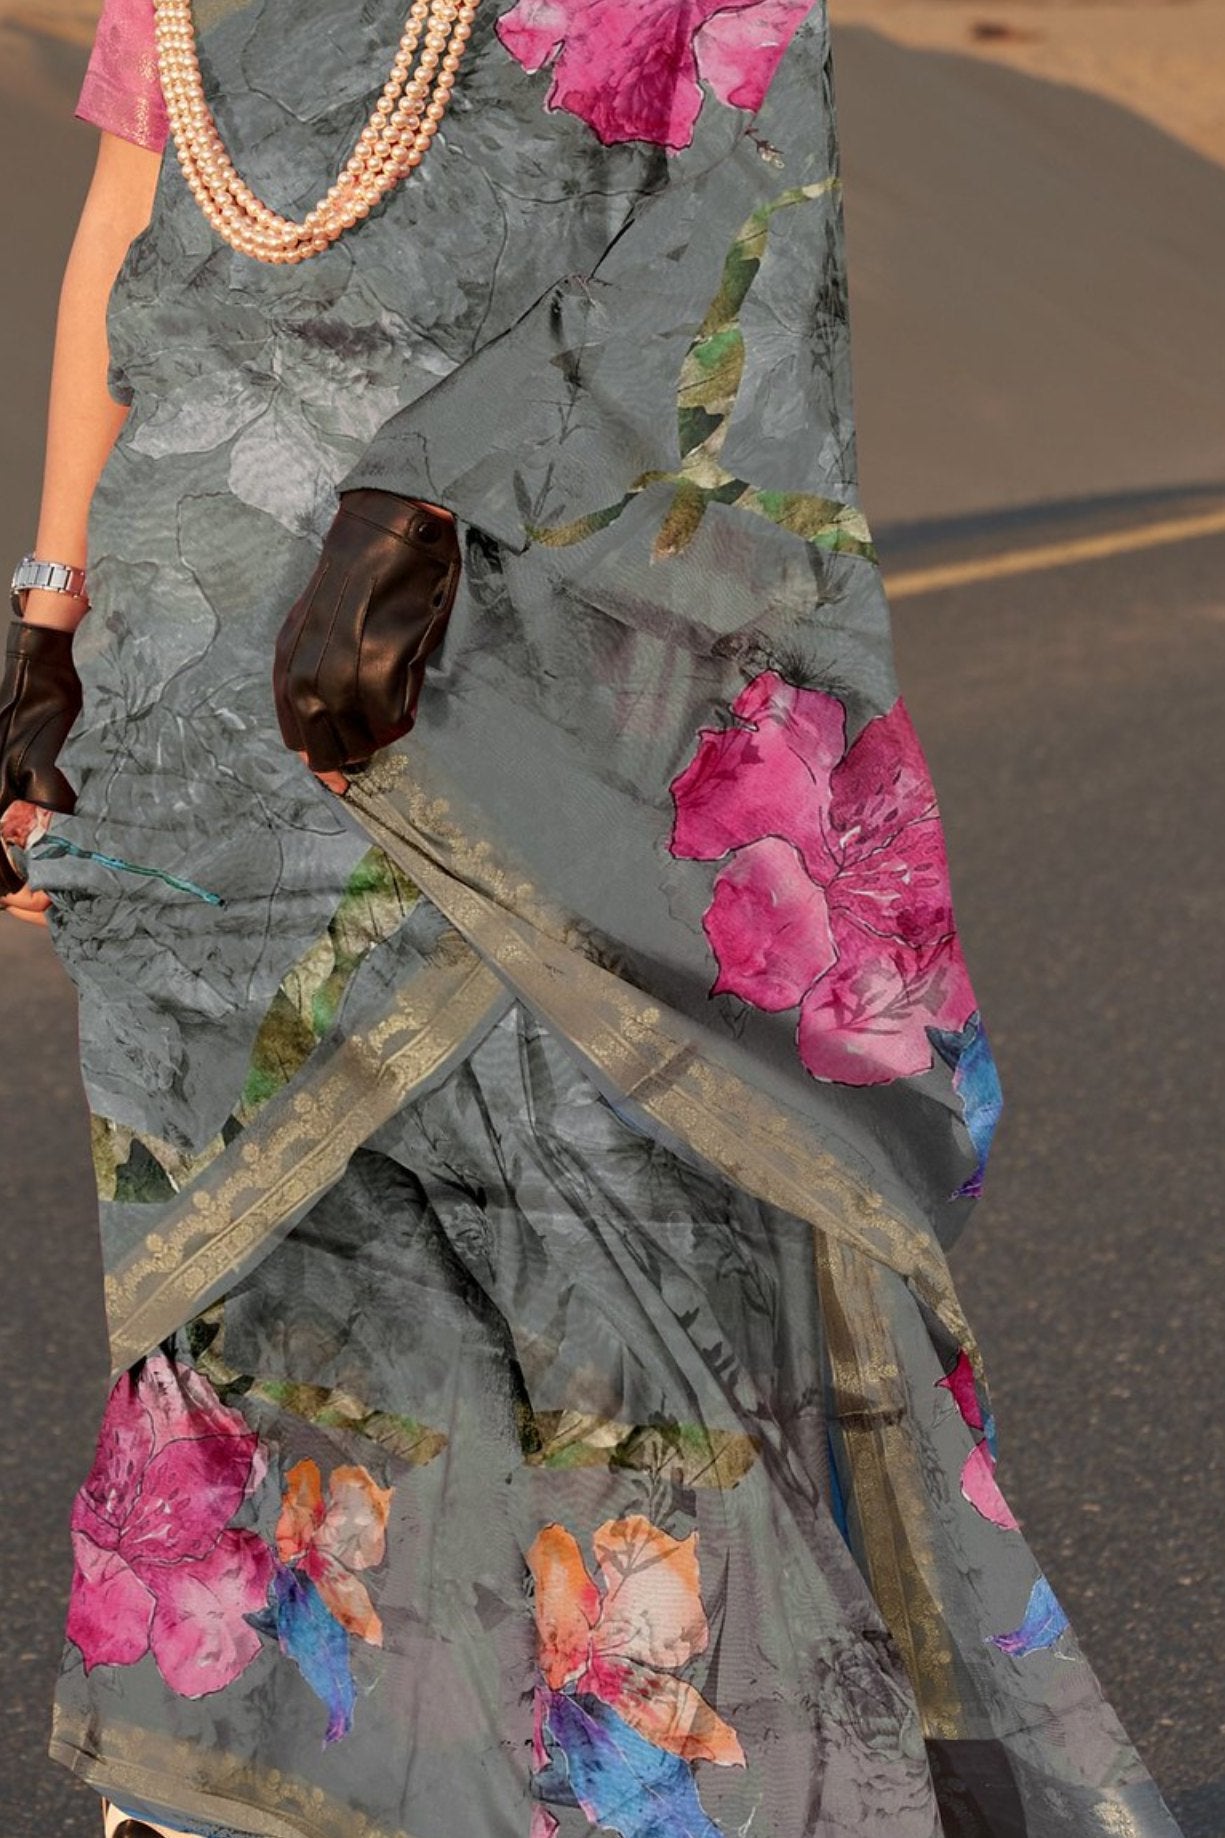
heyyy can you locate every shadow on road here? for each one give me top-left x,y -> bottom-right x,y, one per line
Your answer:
877,479 -> 1225,564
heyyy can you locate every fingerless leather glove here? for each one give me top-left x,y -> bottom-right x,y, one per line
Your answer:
0,620 -> 83,894
272,488 -> 462,775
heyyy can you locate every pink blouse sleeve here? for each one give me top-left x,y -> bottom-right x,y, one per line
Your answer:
75,0 -> 170,154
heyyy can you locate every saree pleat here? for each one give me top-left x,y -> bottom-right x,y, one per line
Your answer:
38,0 -> 1183,1832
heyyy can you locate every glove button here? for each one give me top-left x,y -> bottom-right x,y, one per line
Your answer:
415,516 -> 442,543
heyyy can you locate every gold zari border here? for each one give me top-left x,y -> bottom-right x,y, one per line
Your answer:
105,934 -> 508,1375
347,768 -> 977,1365
813,1230 -> 963,1739
50,1706 -> 423,1838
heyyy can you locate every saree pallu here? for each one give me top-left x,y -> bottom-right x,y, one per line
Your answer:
31,1 -> 1183,1833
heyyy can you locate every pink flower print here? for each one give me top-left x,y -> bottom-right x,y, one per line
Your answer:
0,799 -> 49,851
935,1351 -> 1016,1530
496,0 -> 812,151
692,0 -> 814,111
669,671 -> 977,1085
276,1458 -> 394,1645
960,1443 -> 1021,1532
936,1348 -> 999,1456
67,1353 -> 273,1697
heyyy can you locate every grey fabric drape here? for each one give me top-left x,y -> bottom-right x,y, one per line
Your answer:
35,3 -> 1183,1835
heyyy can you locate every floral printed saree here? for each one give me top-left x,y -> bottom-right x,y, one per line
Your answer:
37,1 -> 1185,1835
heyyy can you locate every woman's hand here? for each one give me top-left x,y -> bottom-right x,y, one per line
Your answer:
273,489 -> 461,793
1,799 -> 56,926
0,878 -> 53,927
298,756 -> 351,797
3,130 -> 163,924
0,622 -> 83,917
0,793 -> 53,923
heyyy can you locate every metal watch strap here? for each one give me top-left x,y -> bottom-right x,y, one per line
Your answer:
10,553 -> 89,618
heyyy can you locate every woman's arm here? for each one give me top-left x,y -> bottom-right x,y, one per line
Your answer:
1,129 -> 161,923
21,129 -> 162,632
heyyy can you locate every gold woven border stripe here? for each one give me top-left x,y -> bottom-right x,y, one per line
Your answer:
105,940 -> 508,1374
346,777 -> 975,1361
50,1707 -> 423,1838
814,1230 -> 963,1740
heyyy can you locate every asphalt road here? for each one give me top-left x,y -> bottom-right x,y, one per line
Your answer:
2,19 -> 1223,1838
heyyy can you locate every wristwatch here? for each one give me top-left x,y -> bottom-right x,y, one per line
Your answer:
10,554 -> 89,618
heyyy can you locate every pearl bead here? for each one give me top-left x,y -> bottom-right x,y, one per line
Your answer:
156,0 -> 476,259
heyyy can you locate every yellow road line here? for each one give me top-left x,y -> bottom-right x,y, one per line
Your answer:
882,503 -> 1225,599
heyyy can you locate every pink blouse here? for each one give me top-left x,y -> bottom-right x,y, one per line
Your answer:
75,0 -> 169,154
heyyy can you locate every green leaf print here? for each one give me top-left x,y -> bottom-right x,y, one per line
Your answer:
524,178 -> 876,566
184,1303 -> 449,1467
519,1403 -> 760,1488
90,847 -> 420,1203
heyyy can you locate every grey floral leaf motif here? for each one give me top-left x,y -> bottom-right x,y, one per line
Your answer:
525,179 -> 876,565
517,1401 -> 760,1487
185,1302 -> 449,1467
90,846 -> 419,1204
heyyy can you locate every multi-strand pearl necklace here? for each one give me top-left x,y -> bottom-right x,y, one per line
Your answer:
152,0 -> 479,263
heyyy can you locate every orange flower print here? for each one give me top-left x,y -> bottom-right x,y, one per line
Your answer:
527,1513 -> 744,1767
276,1458 -> 394,1645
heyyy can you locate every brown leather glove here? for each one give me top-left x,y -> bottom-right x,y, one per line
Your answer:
272,488 -> 462,775
0,620 -> 83,896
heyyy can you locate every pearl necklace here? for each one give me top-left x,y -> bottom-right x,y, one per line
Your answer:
152,0 -> 479,263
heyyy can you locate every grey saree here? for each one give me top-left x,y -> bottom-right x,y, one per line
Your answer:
29,1 -> 1185,1834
